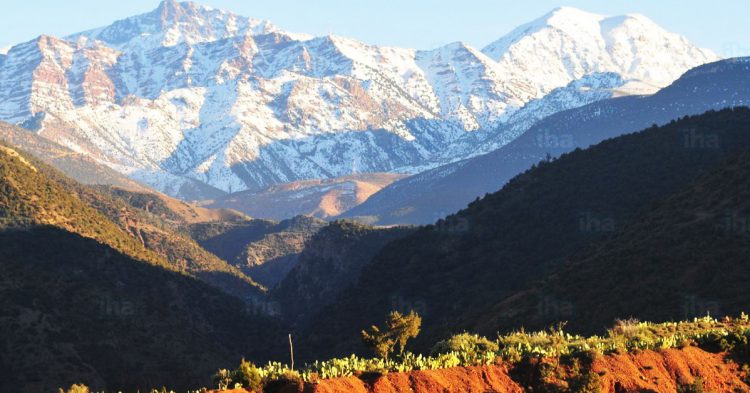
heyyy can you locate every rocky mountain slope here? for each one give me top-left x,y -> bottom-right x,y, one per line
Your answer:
0,1 -> 716,200
208,172 -> 405,220
190,215 -> 328,287
345,57 -> 750,225
0,121 -> 148,191
305,108 -> 750,358
272,221 -> 414,325
0,130 -> 263,299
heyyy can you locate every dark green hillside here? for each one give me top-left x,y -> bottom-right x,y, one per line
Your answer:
0,143 -> 167,268
491,147 -> 750,334
304,108 -> 750,358
273,220 -> 414,325
0,140 -> 264,299
82,186 -> 264,298
0,228 -> 282,393
0,145 -> 286,392
189,219 -> 278,262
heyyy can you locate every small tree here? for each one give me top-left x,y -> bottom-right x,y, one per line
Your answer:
362,310 -> 422,359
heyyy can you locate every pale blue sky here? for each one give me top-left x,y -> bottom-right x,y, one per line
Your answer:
2,1 -> 749,57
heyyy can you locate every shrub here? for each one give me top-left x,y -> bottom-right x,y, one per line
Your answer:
212,369 -> 233,390
58,384 -> 90,393
431,333 -> 499,356
236,358 -> 263,391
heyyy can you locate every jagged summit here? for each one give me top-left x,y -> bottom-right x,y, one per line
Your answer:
67,0 -> 279,49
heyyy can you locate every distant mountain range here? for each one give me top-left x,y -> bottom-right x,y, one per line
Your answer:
0,1 -> 716,201
344,57 -> 750,224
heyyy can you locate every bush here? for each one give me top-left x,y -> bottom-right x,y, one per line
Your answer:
431,333 -> 499,356
58,384 -> 90,393
236,358 -> 263,391
212,369 -> 233,390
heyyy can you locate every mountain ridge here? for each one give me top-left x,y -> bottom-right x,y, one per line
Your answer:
0,1 -> 717,200
345,57 -> 750,225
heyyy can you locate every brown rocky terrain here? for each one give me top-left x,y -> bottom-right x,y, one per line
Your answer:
210,173 -> 406,220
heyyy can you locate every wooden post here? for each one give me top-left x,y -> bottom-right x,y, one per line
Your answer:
289,333 -> 295,370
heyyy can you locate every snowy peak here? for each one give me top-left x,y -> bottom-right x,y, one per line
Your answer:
481,7 -> 603,59
538,6 -> 604,32
482,7 -> 719,95
68,0 -> 279,50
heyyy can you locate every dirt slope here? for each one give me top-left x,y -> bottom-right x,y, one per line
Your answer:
593,347 -> 748,393
216,347 -> 749,393
306,364 -> 523,393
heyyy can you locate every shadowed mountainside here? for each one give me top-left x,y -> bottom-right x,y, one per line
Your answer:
0,143 -> 285,392
486,147 -> 750,335
304,108 -> 750,359
272,220 -> 415,325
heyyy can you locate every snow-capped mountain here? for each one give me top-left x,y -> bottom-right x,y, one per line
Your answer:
343,57 -> 750,225
483,7 -> 714,95
0,1 -> 718,199
424,71 -> 642,168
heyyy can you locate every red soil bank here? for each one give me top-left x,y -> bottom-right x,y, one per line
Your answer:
216,347 -> 750,393
306,364 -> 523,393
592,347 -> 748,392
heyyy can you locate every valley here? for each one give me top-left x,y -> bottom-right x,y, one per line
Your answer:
1,1 -> 749,392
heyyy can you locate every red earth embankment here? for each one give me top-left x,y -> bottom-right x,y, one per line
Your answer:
593,346 -> 748,392
304,363 -> 523,393
216,346 -> 750,393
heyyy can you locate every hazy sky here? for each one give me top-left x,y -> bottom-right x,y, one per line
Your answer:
2,0 -> 749,57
